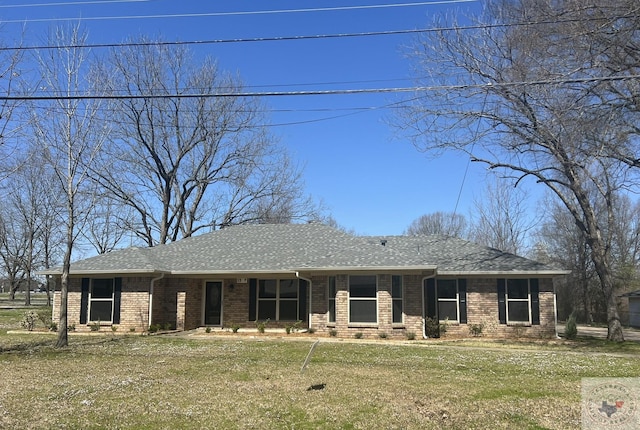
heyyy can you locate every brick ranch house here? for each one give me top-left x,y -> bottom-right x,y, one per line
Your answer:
45,223 -> 569,339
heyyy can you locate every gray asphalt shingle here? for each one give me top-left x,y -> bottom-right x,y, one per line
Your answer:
49,223 -> 565,275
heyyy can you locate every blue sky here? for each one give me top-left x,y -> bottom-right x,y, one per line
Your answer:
2,0 -> 487,235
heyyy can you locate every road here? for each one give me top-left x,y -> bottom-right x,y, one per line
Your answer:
558,324 -> 640,341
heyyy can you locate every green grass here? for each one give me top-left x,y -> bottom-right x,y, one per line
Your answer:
2,310 -> 640,429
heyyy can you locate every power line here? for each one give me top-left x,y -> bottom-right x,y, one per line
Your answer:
0,0 -> 151,8
9,74 -> 640,101
0,0 -> 477,24
4,12 -> 637,52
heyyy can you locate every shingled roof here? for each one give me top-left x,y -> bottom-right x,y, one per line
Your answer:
43,223 -> 567,276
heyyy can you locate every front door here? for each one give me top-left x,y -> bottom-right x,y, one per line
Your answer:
204,281 -> 222,326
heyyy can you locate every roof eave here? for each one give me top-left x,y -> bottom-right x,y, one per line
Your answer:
437,270 -> 571,276
38,269 -> 167,276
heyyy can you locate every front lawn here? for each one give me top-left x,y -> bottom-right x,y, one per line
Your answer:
1,328 -> 639,429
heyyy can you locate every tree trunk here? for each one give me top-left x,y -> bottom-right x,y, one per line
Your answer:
55,221 -> 74,348
590,241 -> 624,341
55,270 -> 68,348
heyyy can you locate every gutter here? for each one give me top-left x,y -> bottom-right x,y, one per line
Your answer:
296,272 -> 313,331
148,272 -> 165,329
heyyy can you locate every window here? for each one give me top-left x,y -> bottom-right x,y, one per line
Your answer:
506,279 -> 531,324
257,279 -> 299,321
437,279 -> 459,322
90,278 -> 114,322
497,278 -> 540,325
424,278 -> 467,324
392,275 -> 403,324
349,275 -> 377,324
328,276 -> 336,323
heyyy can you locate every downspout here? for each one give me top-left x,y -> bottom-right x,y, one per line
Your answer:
553,280 -> 559,339
422,272 -> 437,340
148,273 -> 165,329
296,272 -> 313,331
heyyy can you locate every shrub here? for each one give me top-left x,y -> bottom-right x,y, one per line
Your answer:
20,310 -> 38,331
256,319 -> 270,333
49,322 -> 58,332
469,323 -> 484,337
378,332 -> 388,339
405,331 -> 416,340
89,321 -> 101,332
232,325 -> 240,333
565,312 -> 578,340
307,327 -> 315,334
205,327 -> 211,333
329,329 -> 337,337
424,317 -> 440,338
148,324 -> 160,333
285,325 -> 291,334
354,332 -> 363,339
67,324 -> 76,332
37,309 -> 52,328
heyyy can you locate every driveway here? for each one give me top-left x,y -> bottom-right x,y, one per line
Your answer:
557,324 -> 640,341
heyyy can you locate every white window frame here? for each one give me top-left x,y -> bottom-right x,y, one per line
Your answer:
89,278 -> 115,323
392,275 -> 404,324
436,279 -> 459,323
505,279 -> 532,325
257,279 -> 299,321
348,275 -> 378,325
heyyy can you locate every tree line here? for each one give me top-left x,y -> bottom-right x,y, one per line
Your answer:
0,26 -> 321,346
398,0 -> 640,340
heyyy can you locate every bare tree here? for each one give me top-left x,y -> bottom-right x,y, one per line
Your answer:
404,211 -> 468,237
0,31 -> 27,178
92,40 -> 314,246
81,197 -> 133,254
0,204 -> 27,300
399,0 -> 639,340
31,25 -> 109,347
537,199 -> 598,323
469,177 -> 536,255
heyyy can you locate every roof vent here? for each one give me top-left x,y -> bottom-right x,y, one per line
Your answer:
380,239 -> 387,246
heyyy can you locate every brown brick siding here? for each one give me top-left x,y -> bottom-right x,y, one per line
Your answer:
52,274 -> 558,339
52,276 -> 153,333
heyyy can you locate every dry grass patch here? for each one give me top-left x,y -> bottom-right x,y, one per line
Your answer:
0,334 -> 639,429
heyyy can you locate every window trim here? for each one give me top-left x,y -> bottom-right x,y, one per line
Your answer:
257,279 -> 300,321
348,274 -> 378,325
89,278 -> 115,323
436,279 -> 460,324
505,278 -> 532,325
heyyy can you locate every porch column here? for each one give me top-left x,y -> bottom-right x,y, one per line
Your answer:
176,291 -> 186,331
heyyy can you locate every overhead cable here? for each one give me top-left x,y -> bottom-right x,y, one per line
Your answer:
6,74 -> 640,101
0,0 -> 477,24
3,12 -> 638,52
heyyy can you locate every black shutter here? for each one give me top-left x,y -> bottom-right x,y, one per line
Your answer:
112,278 -> 122,324
458,279 -> 467,324
79,278 -> 89,324
298,279 -> 308,321
530,279 -> 540,325
425,278 -> 437,320
497,279 -> 506,324
248,278 -> 257,321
